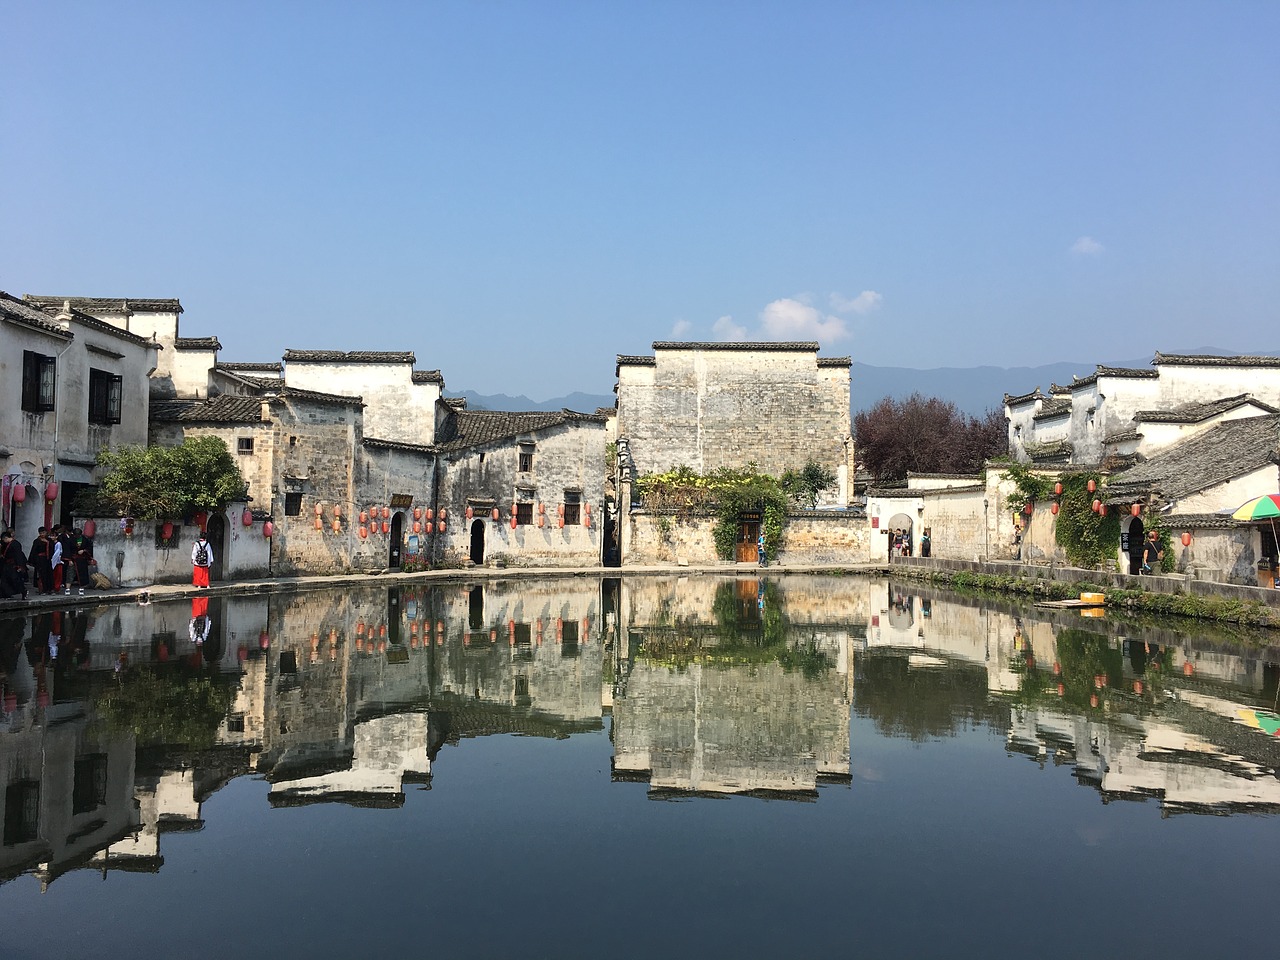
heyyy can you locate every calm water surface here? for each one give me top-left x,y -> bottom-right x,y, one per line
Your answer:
2,575 -> 1278,959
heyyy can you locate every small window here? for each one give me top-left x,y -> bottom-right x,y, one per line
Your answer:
72,754 -> 109,814
22,351 -> 56,413
563,492 -> 581,526
284,492 -> 303,516
237,437 -> 254,455
516,502 -> 534,525
88,368 -> 122,424
518,443 -> 534,472
4,781 -> 40,845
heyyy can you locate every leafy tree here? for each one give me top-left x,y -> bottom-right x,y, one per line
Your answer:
781,460 -> 837,508
96,436 -> 247,520
854,394 -> 1007,482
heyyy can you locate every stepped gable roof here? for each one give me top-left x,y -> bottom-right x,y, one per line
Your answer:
151,396 -> 266,424
652,340 -> 820,351
616,355 -> 657,372
283,350 -> 415,364
442,396 -> 467,410
1049,383 -> 1072,395
14,293 -> 156,347
817,356 -> 852,367
1003,388 -> 1045,406
1023,439 -> 1074,462
0,290 -> 69,337
175,336 -> 221,351
363,437 -> 434,454
435,408 -> 607,452
1105,413 -> 1280,503
1103,430 -> 1143,445
24,295 -> 183,314
218,361 -> 281,373
412,369 -> 443,384
1135,394 -> 1278,424
1032,397 -> 1072,421
270,385 -> 363,407
1154,352 -> 1280,368
1069,365 -> 1159,388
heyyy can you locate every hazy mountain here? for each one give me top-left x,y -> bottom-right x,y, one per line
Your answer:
455,348 -> 1273,418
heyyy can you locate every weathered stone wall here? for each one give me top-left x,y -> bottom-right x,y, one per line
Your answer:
778,513 -> 872,564
622,511 -> 871,565
616,345 -> 850,482
284,358 -> 440,446
84,507 -> 271,587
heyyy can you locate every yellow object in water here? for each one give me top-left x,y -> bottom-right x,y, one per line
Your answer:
1079,592 -> 1106,605
1079,607 -> 1105,618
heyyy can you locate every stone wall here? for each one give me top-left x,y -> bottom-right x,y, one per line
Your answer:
622,510 -> 871,566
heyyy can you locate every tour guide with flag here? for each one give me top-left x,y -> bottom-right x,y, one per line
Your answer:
191,531 -> 214,588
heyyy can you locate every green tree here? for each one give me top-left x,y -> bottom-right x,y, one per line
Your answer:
781,460 -> 837,508
96,436 -> 247,520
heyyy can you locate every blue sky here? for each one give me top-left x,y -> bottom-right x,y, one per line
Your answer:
3,1 -> 1276,400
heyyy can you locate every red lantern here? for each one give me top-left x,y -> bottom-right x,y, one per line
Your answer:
439,508 -> 446,520
359,525 -> 368,539
242,507 -> 253,527
162,521 -> 174,539
44,480 -> 59,501
466,506 -> 474,519
426,508 -> 434,521
314,516 -> 323,530
1053,482 -> 1063,496
84,519 -> 96,537
314,503 -> 323,516
424,521 -> 432,534
259,630 -> 270,650
11,485 -> 24,503
333,505 -> 341,519
1050,503 -> 1059,515
557,504 -> 565,518
1181,531 -> 1192,547
511,503 -> 518,518
1092,499 -> 1101,513
511,516 -> 518,529
263,520 -> 273,537
332,518 -> 340,533
381,521 -> 390,534
1099,504 -> 1108,516
1130,503 -> 1141,517
438,521 -> 446,533
583,513 -> 591,528
359,510 -> 368,524
558,517 -> 565,529
414,507 -> 422,520
492,508 -> 500,521
193,511 -> 206,532
538,502 -> 546,515
537,515 -> 545,528
584,502 -> 591,514
1087,479 -> 1096,493
413,521 -> 421,534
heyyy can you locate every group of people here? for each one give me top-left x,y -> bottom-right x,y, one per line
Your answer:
890,529 -> 912,557
0,525 -> 96,600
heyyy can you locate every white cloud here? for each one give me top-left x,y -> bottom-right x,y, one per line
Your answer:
712,314 -> 747,341
758,298 -> 850,342
670,318 -> 692,338
1071,236 -> 1104,255
829,290 -> 883,315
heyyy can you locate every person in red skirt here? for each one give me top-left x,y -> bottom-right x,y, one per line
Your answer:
191,531 -> 213,588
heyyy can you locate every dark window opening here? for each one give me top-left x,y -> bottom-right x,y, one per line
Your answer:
564,492 -> 581,526
22,351 -> 56,413
88,368 -> 122,424
284,492 -> 303,516
5,781 -> 41,845
518,444 -> 535,471
73,754 -> 109,814
516,502 -> 534,525
226,715 -> 246,733
561,619 -> 579,657
237,437 -> 254,455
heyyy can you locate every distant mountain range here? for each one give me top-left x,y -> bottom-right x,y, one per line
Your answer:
453,348 -> 1272,418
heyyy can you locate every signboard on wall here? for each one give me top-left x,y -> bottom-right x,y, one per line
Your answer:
390,493 -> 414,508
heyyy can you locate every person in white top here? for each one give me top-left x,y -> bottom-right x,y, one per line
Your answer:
191,532 -> 214,588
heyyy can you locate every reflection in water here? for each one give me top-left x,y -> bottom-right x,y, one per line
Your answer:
2,574 -> 1280,895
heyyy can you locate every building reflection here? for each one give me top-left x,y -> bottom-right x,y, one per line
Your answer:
4,575 -> 1280,888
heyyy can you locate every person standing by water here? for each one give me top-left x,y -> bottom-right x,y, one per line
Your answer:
920,528 -> 931,558
192,531 -> 213,588
57,525 -> 76,593
0,530 -> 28,600
28,527 -> 54,595
1142,529 -> 1164,574
70,530 -> 94,595
757,530 -> 767,567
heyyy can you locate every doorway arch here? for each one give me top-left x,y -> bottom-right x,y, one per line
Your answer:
389,512 -> 403,569
470,519 -> 485,565
886,513 -> 914,560
206,512 -> 227,582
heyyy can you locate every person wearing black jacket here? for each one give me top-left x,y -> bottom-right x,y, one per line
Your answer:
28,527 -> 54,595
0,530 -> 28,600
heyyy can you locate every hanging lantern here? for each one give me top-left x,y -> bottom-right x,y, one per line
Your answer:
557,504 -> 565,518
359,510 -> 368,524
1053,482 -> 1063,496
537,515 -> 545,528
413,520 -> 421,534
12,485 -> 24,503
583,513 -> 591,529
382,507 -> 390,519
359,525 -> 368,539
439,508 -> 446,521
466,506 -> 473,519
84,519 -> 97,538
426,508 -> 434,521
124,519 -> 134,537
511,502 -> 518,518
381,521 -> 390,534
438,520 -> 446,533
263,520 -> 274,538
1092,499 -> 1101,513
558,517 -> 565,529
44,480 -> 59,501
333,504 -> 341,519
193,511 -> 206,531
1130,503 -> 1141,517
1087,479 -> 1096,493
492,508 -> 500,521
584,502 -> 591,515
424,521 -> 432,534
162,521 -> 174,540
332,518 -> 340,533
1023,503 -> 1033,515
511,516 -> 518,529
314,503 -> 323,516
1181,531 -> 1192,547
1099,504 -> 1108,516
1050,503 -> 1059,515
414,507 -> 422,520
538,502 -> 546,515
314,516 -> 323,530
242,507 -> 253,527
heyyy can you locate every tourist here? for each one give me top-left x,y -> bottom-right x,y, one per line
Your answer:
70,529 -> 94,595
57,525 -> 76,593
192,531 -> 213,588
757,530 -> 767,567
1,530 -> 29,599
920,528 -> 931,558
1142,530 -> 1163,574
28,527 -> 54,594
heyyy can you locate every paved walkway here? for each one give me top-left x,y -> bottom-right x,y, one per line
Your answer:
0,561 -> 892,613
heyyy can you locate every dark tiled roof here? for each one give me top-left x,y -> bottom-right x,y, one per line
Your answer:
283,350 -> 415,364
616,355 -> 657,367
435,409 -> 607,452
1136,394 -> 1278,424
175,336 -> 221,351
1032,397 -> 1072,422
1163,513 -> 1245,530
1154,352 -> 1280,368
25,295 -> 182,314
238,375 -> 285,390
273,386 -> 363,408
1023,440 -> 1074,462
1103,431 -> 1143,444
651,341 -> 820,351
0,291 -> 70,337
17,294 -> 156,347
442,397 -> 467,410
412,369 -> 443,384
363,437 -> 435,454
917,483 -> 985,496
907,472 -> 982,480
218,362 -> 282,373
151,396 -> 265,423
817,356 -> 852,367
1004,388 -> 1045,406
1070,365 -> 1159,388
1106,414 -> 1280,502
1049,383 -> 1072,395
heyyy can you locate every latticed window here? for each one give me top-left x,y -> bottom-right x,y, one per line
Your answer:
22,351 -> 56,412
516,502 -> 534,525
88,368 -> 122,424
563,491 -> 581,526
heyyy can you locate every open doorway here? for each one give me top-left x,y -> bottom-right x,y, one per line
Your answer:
470,519 -> 485,565
205,513 -> 226,582
389,513 -> 403,569
886,513 -> 914,560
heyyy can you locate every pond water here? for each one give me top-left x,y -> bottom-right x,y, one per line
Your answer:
2,575 -> 1279,960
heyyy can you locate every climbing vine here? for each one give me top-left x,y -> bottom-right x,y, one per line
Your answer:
635,463 -> 789,560
1052,473 -> 1119,568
